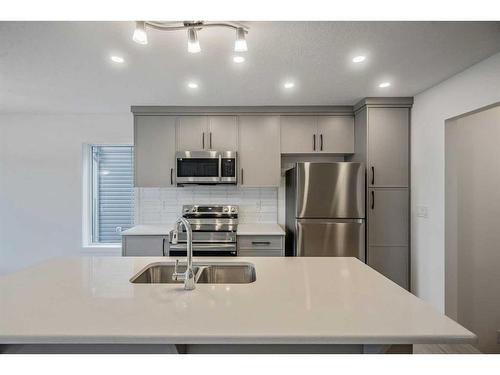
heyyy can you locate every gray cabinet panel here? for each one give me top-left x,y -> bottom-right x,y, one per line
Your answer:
208,116 -> 238,150
368,246 -> 409,289
368,107 -> 409,187
177,116 -> 208,150
239,116 -> 281,187
122,235 -> 168,256
134,115 -> 176,187
317,116 -> 354,154
368,188 -> 409,246
280,116 -> 317,153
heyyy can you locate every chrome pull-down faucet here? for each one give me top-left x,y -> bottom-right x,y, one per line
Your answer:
171,216 -> 195,290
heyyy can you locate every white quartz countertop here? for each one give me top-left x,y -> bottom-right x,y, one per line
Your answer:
235,223 -> 285,236
0,256 -> 475,345
121,223 -> 285,236
121,225 -> 172,236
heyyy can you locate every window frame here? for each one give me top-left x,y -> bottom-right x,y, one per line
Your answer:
82,143 -> 134,249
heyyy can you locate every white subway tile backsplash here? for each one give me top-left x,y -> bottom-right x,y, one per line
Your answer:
135,187 -> 278,224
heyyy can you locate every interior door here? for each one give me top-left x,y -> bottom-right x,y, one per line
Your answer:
208,116 -> 238,150
296,219 -> 365,260
280,116 -> 317,153
177,116 -> 208,150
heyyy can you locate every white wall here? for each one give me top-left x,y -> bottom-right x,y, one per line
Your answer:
0,114 -> 132,275
411,51 -> 500,312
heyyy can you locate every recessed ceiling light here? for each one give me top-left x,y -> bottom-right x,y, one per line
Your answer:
233,56 -> 245,63
187,82 -> 199,89
378,82 -> 391,88
284,82 -> 295,89
110,55 -> 124,64
352,55 -> 366,63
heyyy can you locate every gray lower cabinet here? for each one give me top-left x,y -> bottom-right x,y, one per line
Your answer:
122,235 -> 169,256
134,115 -> 176,187
368,246 -> 409,289
368,188 -> 409,247
238,116 -> 281,187
237,235 -> 284,256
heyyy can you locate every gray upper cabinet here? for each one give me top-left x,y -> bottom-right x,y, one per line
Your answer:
280,115 -> 354,154
280,116 -> 317,153
177,116 -> 238,151
317,116 -> 354,154
134,115 -> 176,187
367,107 -> 409,187
208,116 -> 238,150
176,116 -> 208,150
239,116 -> 281,187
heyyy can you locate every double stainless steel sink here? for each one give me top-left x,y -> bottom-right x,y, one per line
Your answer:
130,263 -> 256,284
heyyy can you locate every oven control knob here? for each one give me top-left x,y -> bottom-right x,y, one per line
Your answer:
231,207 -> 236,213
223,207 -> 229,213
184,208 -> 190,213
191,207 -> 197,212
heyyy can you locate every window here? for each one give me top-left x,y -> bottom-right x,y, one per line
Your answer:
88,145 -> 134,245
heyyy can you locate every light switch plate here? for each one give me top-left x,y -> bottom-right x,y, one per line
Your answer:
416,205 -> 429,218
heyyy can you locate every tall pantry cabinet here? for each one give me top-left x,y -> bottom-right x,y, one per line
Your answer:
349,98 -> 413,290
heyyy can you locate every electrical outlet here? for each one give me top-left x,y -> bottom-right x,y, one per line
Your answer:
416,205 -> 428,218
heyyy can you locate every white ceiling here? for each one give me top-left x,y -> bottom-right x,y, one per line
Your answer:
1,21 -> 499,113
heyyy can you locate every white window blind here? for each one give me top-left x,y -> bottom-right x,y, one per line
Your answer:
91,146 -> 134,244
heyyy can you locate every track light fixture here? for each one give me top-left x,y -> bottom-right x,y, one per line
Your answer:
133,21 -> 148,45
132,21 -> 249,54
234,27 -> 248,52
187,28 -> 201,53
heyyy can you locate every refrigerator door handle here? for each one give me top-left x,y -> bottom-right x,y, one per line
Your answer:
371,166 -> 375,185
371,190 -> 375,210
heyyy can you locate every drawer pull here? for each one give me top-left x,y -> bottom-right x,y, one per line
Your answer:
251,241 -> 271,245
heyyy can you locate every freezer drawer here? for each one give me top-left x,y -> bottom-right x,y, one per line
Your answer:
294,219 -> 365,260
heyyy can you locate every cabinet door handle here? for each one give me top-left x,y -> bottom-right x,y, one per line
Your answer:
371,166 -> 375,185
313,134 -> 316,151
241,168 -> 244,185
202,132 -> 205,149
320,134 -> 323,151
209,132 -> 212,149
252,241 -> 271,245
371,190 -> 375,210
170,168 -> 173,185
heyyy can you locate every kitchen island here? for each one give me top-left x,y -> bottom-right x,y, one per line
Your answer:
0,257 -> 475,354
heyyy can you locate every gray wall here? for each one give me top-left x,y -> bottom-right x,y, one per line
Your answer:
445,104 -> 500,353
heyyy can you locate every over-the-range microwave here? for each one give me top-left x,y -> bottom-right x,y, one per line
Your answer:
175,151 -> 237,185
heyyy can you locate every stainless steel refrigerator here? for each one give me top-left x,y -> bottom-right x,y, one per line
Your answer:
285,162 -> 365,260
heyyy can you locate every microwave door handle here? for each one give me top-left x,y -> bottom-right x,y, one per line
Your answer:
218,154 -> 222,181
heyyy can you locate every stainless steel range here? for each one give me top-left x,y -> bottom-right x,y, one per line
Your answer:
168,204 -> 238,257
